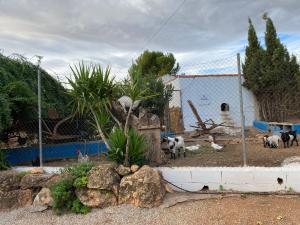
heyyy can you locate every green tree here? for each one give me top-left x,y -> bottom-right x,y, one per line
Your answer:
243,18 -> 265,94
243,15 -> 300,121
0,53 -> 71,122
0,94 -> 11,132
129,50 -> 179,77
129,50 -> 178,125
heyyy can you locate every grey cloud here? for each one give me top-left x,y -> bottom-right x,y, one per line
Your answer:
0,0 -> 300,77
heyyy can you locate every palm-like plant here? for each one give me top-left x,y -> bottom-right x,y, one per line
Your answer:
68,63 -> 116,148
122,68 -> 151,166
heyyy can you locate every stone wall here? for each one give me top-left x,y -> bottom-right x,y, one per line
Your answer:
0,165 -> 168,210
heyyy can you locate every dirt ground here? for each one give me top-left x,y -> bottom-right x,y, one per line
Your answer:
2,195 -> 300,225
165,141 -> 300,167
26,140 -> 300,168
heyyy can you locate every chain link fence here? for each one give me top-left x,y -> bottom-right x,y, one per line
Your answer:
3,53 -> 300,167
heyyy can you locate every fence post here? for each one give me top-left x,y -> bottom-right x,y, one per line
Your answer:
237,53 -> 247,166
37,56 -> 43,167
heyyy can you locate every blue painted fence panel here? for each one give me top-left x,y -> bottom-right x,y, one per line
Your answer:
292,124 -> 300,134
253,120 -> 269,132
3,141 -> 107,166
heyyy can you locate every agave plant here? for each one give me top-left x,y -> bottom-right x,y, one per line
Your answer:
68,62 -> 116,148
108,127 -> 146,166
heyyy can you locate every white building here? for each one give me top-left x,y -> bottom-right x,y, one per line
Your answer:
162,74 -> 259,133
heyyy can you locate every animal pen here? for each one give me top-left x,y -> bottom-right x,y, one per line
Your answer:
2,53 -> 300,168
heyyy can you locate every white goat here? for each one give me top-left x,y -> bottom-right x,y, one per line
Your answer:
264,135 -> 280,148
118,96 -> 141,113
163,136 -> 186,159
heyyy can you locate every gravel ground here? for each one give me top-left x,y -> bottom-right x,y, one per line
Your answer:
1,194 -> 300,225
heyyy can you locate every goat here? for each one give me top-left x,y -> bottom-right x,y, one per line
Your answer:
264,135 -> 280,148
263,135 -> 270,148
281,132 -> 290,148
162,136 -> 186,159
288,130 -> 298,147
117,96 -> 141,113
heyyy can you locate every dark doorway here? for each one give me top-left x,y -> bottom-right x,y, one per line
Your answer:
221,103 -> 229,111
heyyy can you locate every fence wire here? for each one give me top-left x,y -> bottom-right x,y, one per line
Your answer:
4,53 -> 300,167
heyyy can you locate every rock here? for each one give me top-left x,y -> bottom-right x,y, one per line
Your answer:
164,182 -> 174,193
116,165 -> 131,176
28,205 -> 48,213
30,167 -> 44,174
130,165 -> 140,173
119,165 -> 166,208
75,188 -> 117,208
0,170 -> 22,191
33,188 -> 53,207
0,189 -> 32,209
111,185 -> 119,197
87,164 -> 120,190
42,174 -> 68,188
20,174 -> 55,189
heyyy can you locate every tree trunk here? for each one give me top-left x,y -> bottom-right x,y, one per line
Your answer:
90,107 -> 110,150
124,104 -> 133,166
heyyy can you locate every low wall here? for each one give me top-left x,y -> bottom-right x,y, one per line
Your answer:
4,141 -> 107,166
14,166 -> 300,193
158,167 -> 300,192
253,120 -> 300,134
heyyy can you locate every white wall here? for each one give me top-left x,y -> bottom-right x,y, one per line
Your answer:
158,167 -> 300,192
178,76 -> 257,131
162,75 -> 181,108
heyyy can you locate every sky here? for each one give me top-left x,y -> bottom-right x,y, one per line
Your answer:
1,0 -> 300,82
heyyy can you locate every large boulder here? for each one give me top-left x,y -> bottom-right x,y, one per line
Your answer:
119,165 -> 166,208
87,164 -> 120,190
20,174 -> 55,189
33,188 -> 53,207
75,188 -> 117,208
42,174 -> 69,188
130,165 -> 140,173
0,171 -> 22,191
0,189 -> 32,209
116,165 -> 131,176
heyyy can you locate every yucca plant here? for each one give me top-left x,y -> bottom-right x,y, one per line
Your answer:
68,63 -> 116,148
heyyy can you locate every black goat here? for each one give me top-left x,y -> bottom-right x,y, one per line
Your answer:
281,132 -> 290,148
288,130 -> 299,147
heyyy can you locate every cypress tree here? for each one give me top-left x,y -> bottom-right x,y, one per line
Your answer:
243,19 -> 265,98
244,15 -> 300,121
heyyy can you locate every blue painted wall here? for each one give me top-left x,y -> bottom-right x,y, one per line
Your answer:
3,141 -> 107,166
253,120 -> 269,132
253,120 -> 300,135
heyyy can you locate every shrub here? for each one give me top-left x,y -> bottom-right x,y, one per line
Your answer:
51,163 -> 94,215
108,128 -> 146,166
70,198 -> 90,214
63,162 -> 94,178
73,176 -> 88,189
0,151 -> 10,170
51,177 -> 91,215
51,177 -> 75,215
